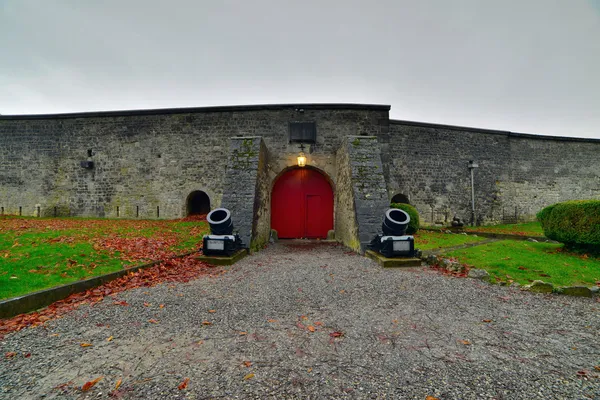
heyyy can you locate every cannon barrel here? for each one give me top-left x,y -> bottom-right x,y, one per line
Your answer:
382,208 -> 411,236
206,208 -> 234,235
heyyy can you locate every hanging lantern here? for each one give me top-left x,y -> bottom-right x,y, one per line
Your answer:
297,151 -> 307,167
297,143 -> 307,167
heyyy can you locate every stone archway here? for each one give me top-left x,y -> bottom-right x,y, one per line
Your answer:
271,168 -> 334,239
186,191 -> 211,215
391,193 -> 410,205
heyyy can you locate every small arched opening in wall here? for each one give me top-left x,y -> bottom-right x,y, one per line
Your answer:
391,193 -> 410,205
271,166 -> 334,239
186,190 -> 211,216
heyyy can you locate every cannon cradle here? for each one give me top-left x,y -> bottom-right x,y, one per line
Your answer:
369,208 -> 419,258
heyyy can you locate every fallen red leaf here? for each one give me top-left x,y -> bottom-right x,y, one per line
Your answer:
81,376 -> 103,391
202,320 -> 212,325
148,319 -> 159,324
307,325 -> 315,332
0,254 -> 222,338
243,361 -> 252,367
329,331 -> 344,338
482,319 -> 493,323
178,377 -> 189,390
5,352 -> 17,358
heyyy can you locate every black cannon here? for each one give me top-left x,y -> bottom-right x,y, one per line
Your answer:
382,208 -> 410,236
207,208 -> 234,235
369,208 -> 418,258
202,208 -> 244,256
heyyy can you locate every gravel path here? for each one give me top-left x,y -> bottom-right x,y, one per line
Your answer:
1,241 -> 599,399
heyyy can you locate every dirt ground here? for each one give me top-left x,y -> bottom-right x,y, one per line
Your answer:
1,241 -> 599,399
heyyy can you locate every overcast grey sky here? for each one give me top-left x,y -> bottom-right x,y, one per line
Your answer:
1,0 -> 599,138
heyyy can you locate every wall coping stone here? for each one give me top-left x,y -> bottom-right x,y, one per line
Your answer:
390,119 -> 600,143
0,103 -> 391,120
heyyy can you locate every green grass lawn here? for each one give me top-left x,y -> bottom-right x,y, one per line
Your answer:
445,240 -> 600,287
0,216 -> 208,300
413,230 -> 487,251
463,222 -> 544,236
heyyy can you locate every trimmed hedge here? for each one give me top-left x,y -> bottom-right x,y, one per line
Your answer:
536,200 -> 600,249
390,203 -> 420,234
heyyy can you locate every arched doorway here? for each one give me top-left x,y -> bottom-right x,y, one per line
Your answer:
271,168 -> 334,239
186,191 -> 211,215
391,193 -> 410,204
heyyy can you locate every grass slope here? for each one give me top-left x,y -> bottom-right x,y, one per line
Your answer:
464,222 -> 544,236
413,231 -> 487,251
446,240 -> 600,287
0,216 -> 208,300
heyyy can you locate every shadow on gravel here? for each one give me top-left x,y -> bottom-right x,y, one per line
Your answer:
279,239 -> 341,250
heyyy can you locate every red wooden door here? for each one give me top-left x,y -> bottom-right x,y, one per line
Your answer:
271,169 -> 333,239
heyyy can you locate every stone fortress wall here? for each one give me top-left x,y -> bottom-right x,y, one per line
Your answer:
0,103 -> 598,249
0,104 -> 386,220
384,120 -> 600,224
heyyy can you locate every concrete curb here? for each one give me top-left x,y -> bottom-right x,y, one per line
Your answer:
0,251 -> 198,320
195,249 -> 248,266
365,250 -> 421,268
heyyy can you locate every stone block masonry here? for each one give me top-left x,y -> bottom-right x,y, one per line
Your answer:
344,136 -> 389,251
334,138 -> 360,251
250,139 -> 272,251
0,104 -> 388,220
385,121 -> 600,225
1,103 -> 600,252
220,137 -> 265,250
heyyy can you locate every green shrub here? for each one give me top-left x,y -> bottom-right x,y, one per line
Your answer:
536,200 -> 600,251
390,203 -> 420,234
